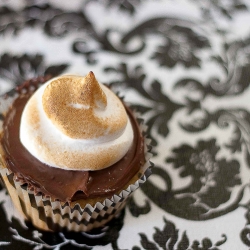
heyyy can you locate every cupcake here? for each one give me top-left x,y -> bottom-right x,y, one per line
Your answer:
0,72 -> 152,231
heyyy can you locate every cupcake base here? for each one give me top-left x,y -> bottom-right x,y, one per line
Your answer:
0,163 -> 151,232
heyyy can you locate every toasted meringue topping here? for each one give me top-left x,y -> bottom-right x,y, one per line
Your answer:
42,72 -> 127,139
20,73 -> 134,171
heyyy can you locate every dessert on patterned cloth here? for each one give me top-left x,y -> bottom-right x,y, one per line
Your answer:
0,72 -> 152,231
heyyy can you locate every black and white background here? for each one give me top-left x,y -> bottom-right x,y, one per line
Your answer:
1,0 -> 250,249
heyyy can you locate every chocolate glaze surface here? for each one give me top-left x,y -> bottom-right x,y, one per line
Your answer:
0,78 -> 145,202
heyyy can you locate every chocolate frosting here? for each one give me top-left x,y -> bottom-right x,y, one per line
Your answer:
0,77 -> 145,202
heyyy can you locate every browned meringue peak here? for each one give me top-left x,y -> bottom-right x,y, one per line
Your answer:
42,72 -> 128,139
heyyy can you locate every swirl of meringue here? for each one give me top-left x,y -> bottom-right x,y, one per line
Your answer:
19,72 -> 134,171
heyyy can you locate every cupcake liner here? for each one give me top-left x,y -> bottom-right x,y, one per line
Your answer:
0,91 -> 153,231
0,145 -> 152,231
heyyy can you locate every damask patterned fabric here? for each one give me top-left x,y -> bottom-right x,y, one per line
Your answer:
1,0 -> 250,249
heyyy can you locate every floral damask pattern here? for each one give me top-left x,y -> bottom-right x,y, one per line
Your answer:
193,0 -> 248,21
174,38 -> 250,98
166,139 -> 241,210
134,138 -> 243,221
132,218 -> 227,250
152,26 -> 210,68
0,3 -> 91,37
0,53 -> 68,87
